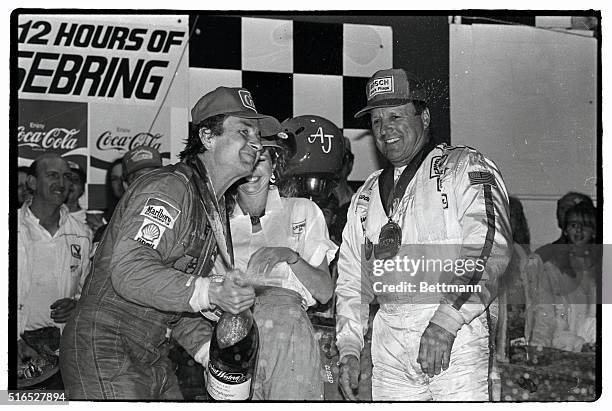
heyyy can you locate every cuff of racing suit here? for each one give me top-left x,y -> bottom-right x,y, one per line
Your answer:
430,304 -> 465,337
337,340 -> 362,362
188,277 -> 212,312
194,341 -> 210,367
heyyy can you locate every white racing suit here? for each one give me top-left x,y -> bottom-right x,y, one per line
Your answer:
336,144 -> 512,400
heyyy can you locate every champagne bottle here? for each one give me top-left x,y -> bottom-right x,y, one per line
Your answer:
206,309 -> 259,400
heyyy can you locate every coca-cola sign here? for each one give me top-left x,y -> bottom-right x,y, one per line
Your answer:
17,125 -> 80,151
208,363 -> 247,385
96,128 -> 163,152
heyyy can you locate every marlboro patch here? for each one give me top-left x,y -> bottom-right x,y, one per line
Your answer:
140,198 -> 181,229
468,171 -> 496,187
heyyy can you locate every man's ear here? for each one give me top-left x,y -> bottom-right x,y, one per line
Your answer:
421,108 -> 431,129
199,127 -> 214,150
26,175 -> 37,192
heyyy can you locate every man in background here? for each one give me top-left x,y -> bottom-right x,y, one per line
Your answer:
65,161 -> 88,225
121,146 -> 163,188
17,165 -> 32,207
17,153 -> 92,387
535,191 -> 595,262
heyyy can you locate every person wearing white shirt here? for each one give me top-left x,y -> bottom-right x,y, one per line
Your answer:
226,136 -> 337,400
336,68 -> 512,401
17,154 -> 92,380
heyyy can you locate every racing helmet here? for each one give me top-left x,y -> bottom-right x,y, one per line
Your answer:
279,115 -> 345,202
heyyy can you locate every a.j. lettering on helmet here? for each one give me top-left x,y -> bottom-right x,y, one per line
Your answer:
279,115 -> 345,177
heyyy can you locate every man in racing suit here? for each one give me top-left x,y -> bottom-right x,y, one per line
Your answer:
59,87 -> 282,399
335,68 -> 512,401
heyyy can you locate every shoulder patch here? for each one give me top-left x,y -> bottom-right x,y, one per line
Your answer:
70,244 -> 81,259
140,197 -> 181,229
429,155 -> 448,178
468,171 -> 497,187
292,219 -> 306,234
134,219 -> 166,249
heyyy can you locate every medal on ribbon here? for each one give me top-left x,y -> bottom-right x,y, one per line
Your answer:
374,220 -> 402,260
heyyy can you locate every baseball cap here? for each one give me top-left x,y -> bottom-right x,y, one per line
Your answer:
191,87 -> 282,136
66,160 -> 86,184
354,68 -> 427,118
122,146 -> 162,178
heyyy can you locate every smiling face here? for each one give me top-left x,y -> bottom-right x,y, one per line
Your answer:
29,156 -> 72,207
370,102 -> 430,167
564,212 -> 596,245
66,171 -> 84,204
237,149 -> 274,197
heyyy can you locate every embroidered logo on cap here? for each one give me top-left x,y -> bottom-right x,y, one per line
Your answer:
238,90 -> 256,111
368,76 -> 394,99
140,197 -> 181,229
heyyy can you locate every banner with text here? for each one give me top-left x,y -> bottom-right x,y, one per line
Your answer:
17,14 -> 190,209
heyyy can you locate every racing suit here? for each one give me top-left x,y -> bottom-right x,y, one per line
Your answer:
60,158 -> 219,400
336,144 -> 512,400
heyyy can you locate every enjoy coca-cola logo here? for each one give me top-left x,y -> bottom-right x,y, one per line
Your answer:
17,125 -> 80,150
96,130 -> 163,152
208,363 -> 247,384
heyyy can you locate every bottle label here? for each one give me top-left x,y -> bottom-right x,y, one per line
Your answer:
207,362 -> 251,400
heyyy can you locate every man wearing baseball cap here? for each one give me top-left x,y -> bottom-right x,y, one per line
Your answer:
335,69 -> 512,400
60,86 -> 282,399
122,146 -> 163,187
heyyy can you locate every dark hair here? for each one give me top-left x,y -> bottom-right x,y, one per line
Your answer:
556,191 -> 594,229
28,161 -> 38,177
508,196 -> 531,253
70,166 -> 87,185
18,165 -> 30,174
179,114 -> 227,160
412,100 -> 428,115
564,202 -> 597,232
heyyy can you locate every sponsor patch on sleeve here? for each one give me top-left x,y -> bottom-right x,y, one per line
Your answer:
468,171 -> 497,187
140,197 -> 181,229
70,244 -> 82,259
134,218 -> 166,249
292,220 -> 306,234
429,155 -> 448,178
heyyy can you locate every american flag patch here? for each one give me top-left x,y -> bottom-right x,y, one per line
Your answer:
468,171 -> 496,186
